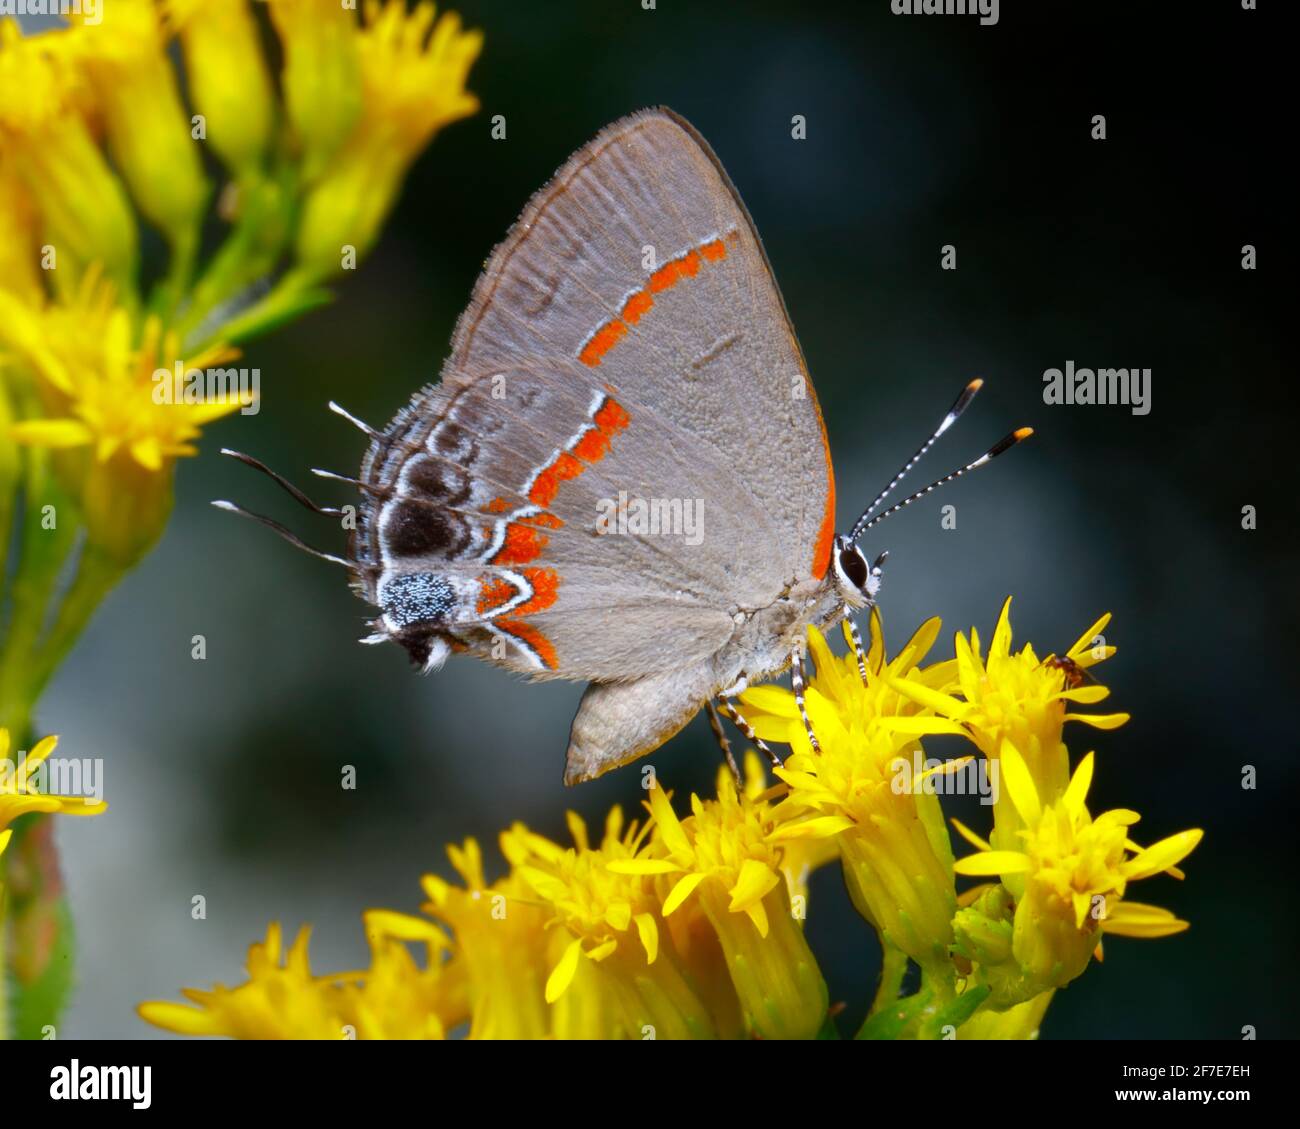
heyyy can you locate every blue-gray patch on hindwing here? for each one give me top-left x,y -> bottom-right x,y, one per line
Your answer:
382,573 -> 457,629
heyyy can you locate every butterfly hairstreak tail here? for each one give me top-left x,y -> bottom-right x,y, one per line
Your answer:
216,108 -> 1031,784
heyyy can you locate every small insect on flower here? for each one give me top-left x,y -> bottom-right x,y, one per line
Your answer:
1041,654 -> 1092,691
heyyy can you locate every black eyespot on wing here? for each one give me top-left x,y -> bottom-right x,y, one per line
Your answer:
404,456 -> 471,507
840,547 -> 869,590
433,421 -> 479,464
383,501 -> 470,559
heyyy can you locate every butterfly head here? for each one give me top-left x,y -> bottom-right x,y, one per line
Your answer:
831,534 -> 884,610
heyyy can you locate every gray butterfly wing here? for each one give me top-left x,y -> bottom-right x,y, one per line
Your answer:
447,108 -> 837,592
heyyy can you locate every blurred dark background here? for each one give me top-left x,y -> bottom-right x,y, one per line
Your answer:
46,1 -> 1292,1038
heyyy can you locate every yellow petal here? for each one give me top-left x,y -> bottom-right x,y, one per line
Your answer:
565,810 -> 589,852
744,898 -> 770,938
634,912 -> 658,964
136,1001 -> 222,1037
990,595 -> 1014,658
130,436 -> 164,471
25,734 -> 59,769
1067,612 -> 1112,663
1122,829 -> 1203,881
770,815 -> 854,840
998,740 -> 1042,828
728,858 -> 779,913
955,882 -> 995,907
886,674 -> 968,719
953,850 -> 1033,877
1102,900 -> 1188,937
1065,711 -> 1130,730
606,858 -> 682,875
661,871 -> 706,916
586,939 -> 618,963
1055,684 -> 1110,704
1062,751 -> 1094,816
738,684 -> 797,717
545,938 -> 584,1003
647,785 -> 691,858
950,817 -> 992,853
9,419 -> 94,448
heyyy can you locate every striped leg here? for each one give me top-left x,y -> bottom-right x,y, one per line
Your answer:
790,640 -> 821,753
844,615 -> 869,686
716,696 -> 781,768
705,699 -> 741,784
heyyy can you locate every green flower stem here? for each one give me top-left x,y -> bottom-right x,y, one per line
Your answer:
868,943 -> 909,1021
173,172 -> 298,348
19,546 -> 126,714
203,271 -> 334,348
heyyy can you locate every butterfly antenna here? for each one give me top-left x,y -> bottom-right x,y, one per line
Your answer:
220,448 -> 345,516
853,427 -> 1034,539
848,379 -> 985,542
210,501 -> 356,569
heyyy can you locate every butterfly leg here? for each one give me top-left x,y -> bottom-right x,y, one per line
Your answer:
843,615 -> 869,686
705,700 -> 741,785
716,696 -> 782,768
790,639 -> 821,754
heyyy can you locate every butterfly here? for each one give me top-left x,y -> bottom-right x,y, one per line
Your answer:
219,108 -> 1029,784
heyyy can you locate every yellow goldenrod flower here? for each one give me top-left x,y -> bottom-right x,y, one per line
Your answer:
0,19 -> 138,291
743,612 -> 958,743
0,272 -> 249,563
139,920 -> 458,1039
266,0 -> 364,184
743,617 -> 966,980
888,598 -> 1128,850
502,807 -> 719,1039
165,0 -> 275,180
68,0 -> 209,255
419,837 -> 551,1039
952,744 -> 1202,995
616,757 -> 829,1039
292,0 -> 482,282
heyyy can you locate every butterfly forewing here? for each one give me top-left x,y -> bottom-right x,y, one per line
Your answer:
358,109 -> 835,684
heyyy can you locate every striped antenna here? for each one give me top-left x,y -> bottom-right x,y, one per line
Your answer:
848,379 -> 984,543
853,427 -> 1034,539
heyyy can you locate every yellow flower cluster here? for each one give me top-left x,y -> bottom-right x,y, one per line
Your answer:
139,602 -> 1201,1040
0,1 -> 481,565
142,760 -> 828,1039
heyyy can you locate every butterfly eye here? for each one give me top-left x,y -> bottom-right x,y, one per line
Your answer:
839,546 -> 869,590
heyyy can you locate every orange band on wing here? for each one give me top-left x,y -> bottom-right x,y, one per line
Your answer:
528,450 -> 584,506
511,567 -> 559,615
621,291 -> 653,325
492,522 -> 549,566
496,620 -> 558,671
477,576 -> 515,615
578,320 -> 628,367
578,235 -> 730,368
811,481 -> 835,581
